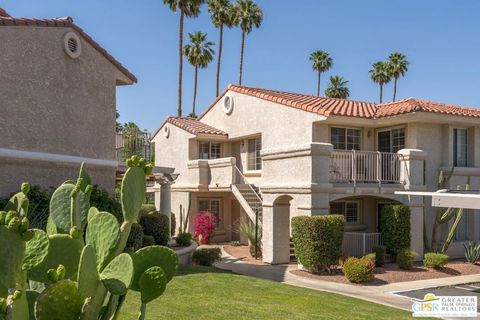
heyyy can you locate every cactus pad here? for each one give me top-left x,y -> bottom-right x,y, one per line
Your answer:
131,246 -> 178,291
50,184 -> 89,233
139,266 -> 167,304
87,207 -> 99,223
100,253 -> 133,295
28,234 -> 82,284
121,166 -> 146,222
78,162 -> 92,192
4,186 -> 29,216
77,245 -> 100,300
34,280 -> 82,320
86,212 -> 120,271
0,226 -> 25,297
8,290 -> 29,320
23,229 -> 49,271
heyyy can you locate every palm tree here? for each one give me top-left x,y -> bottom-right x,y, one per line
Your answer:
387,52 -> 409,101
184,32 -> 215,117
309,50 -> 333,96
207,0 -> 234,97
231,0 -> 263,85
324,75 -> 349,99
163,0 -> 204,116
369,61 -> 391,103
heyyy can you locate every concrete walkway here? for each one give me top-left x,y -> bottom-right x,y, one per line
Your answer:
215,247 -> 480,313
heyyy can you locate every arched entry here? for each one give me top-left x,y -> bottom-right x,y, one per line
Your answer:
263,195 -> 293,264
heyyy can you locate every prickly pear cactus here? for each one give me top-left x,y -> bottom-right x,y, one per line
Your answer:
0,156 -> 176,320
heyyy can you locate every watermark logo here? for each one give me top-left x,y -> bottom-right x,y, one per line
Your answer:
412,293 -> 477,317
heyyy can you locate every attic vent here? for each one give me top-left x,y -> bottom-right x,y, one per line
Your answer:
223,94 -> 234,115
63,32 -> 82,59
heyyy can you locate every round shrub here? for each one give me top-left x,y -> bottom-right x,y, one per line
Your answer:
142,235 -> 155,247
175,232 -> 193,247
192,248 -> 221,266
170,212 -> 176,237
89,185 -> 123,222
139,211 -> 170,246
380,205 -> 411,255
139,204 -> 156,217
291,215 -> 344,273
125,222 -> 144,252
423,252 -> 449,269
373,245 -> 386,267
343,256 -> 375,283
396,248 -> 417,270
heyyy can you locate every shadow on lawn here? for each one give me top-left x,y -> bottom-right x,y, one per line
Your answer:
174,264 -> 232,277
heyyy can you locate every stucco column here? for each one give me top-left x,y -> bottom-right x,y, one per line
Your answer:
398,149 -> 427,190
160,182 -> 172,216
406,195 -> 424,260
262,202 -> 291,264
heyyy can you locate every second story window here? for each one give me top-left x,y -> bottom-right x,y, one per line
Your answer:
453,128 -> 468,167
378,128 -> 405,153
331,127 -> 361,150
247,138 -> 262,170
199,141 -> 222,160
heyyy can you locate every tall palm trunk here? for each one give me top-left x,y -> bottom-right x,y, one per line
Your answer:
317,71 -> 321,96
380,84 -> 383,103
178,10 -> 185,117
238,31 -> 245,85
215,24 -> 224,97
192,66 -> 198,117
393,77 -> 397,102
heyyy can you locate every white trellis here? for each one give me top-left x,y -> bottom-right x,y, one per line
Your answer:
396,190 -> 480,210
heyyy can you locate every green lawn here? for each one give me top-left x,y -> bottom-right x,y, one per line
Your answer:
119,265 -> 413,320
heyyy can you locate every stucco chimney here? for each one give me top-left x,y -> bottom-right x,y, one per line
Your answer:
0,8 -> 11,17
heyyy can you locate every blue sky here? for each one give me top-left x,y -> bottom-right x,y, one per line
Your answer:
3,1 -> 480,132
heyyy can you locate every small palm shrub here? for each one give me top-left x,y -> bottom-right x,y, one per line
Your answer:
396,248 -> 417,269
238,221 -> 262,257
464,242 -> 480,264
192,248 -> 221,266
125,222 -> 144,252
139,211 -> 170,246
176,232 -> 193,246
291,215 -> 344,273
423,252 -> 449,269
380,205 -> 411,255
373,245 -> 386,267
343,256 -> 375,283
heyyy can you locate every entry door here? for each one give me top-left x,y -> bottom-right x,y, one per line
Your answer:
377,203 -> 389,232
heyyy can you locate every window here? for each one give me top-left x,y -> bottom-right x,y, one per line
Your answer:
378,128 -> 405,153
330,201 -> 360,224
247,138 -> 262,170
453,128 -> 468,167
331,127 -> 361,150
199,141 -> 222,160
198,199 -> 222,229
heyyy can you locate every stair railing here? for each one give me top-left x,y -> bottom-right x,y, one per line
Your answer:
233,165 -> 262,204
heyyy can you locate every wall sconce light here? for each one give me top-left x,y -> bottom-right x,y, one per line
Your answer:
367,130 -> 372,138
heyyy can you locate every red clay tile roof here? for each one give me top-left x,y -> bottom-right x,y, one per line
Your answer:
201,84 -> 480,120
166,117 -> 228,136
0,8 -> 137,84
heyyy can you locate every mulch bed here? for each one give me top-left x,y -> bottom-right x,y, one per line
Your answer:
291,260 -> 480,285
223,244 -> 269,265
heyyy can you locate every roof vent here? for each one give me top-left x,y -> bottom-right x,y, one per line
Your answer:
63,32 -> 81,59
223,94 -> 234,115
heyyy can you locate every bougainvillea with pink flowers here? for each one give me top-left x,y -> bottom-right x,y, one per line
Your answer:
194,211 -> 217,244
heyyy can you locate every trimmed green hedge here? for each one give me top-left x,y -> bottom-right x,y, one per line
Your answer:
396,248 -> 417,269
343,256 -> 375,283
380,205 -> 411,255
423,252 -> 449,269
139,211 -> 170,246
291,215 -> 344,273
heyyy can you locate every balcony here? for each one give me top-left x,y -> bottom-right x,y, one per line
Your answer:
330,150 -> 405,185
187,157 -> 236,190
115,130 -> 153,163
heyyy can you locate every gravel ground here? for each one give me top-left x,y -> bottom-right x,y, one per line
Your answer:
223,244 -> 270,265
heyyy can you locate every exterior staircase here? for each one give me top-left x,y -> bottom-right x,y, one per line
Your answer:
231,166 -> 263,224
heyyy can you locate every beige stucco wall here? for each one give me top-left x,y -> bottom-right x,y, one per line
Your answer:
0,26 -> 124,196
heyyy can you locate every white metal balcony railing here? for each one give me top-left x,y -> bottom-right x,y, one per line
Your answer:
330,150 -> 404,185
342,232 -> 382,257
116,131 -> 153,163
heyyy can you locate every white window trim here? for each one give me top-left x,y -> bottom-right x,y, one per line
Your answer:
376,127 -> 406,153
329,126 -> 362,151
247,137 -> 262,171
198,141 -> 222,160
331,200 -> 362,225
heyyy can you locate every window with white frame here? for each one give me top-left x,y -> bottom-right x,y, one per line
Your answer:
330,127 -> 361,150
378,128 -> 405,153
330,201 -> 360,224
247,138 -> 262,170
199,141 -> 222,160
198,199 -> 222,229
453,128 -> 468,167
